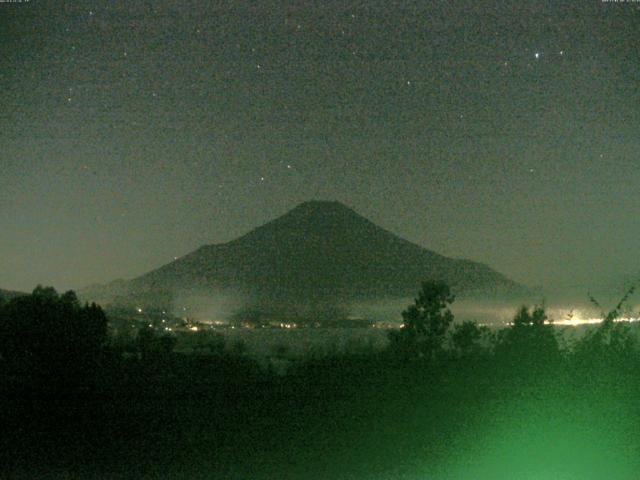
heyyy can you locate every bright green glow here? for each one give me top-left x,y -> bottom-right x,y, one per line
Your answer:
432,382 -> 640,480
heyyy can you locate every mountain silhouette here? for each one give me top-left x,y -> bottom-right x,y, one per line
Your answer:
82,201 -> 526,315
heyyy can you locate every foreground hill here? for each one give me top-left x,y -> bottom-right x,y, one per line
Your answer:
81,201 -> 527,316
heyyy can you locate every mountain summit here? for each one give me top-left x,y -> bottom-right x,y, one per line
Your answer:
82,201 -> 526,314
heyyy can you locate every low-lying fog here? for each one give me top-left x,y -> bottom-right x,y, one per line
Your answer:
168,285 -> 640,361
171,285 -> 640,327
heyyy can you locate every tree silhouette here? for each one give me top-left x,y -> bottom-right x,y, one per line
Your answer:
496,305 -> 559,366
0,286 -> 108,384
451,320 -> 492,358
390,281 -> 455,360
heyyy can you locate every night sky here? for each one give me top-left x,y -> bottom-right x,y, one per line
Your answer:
1,0 -> 639,293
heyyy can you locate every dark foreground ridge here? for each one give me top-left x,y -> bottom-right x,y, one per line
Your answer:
2,284 -> 640,479
81,201 -> 527,313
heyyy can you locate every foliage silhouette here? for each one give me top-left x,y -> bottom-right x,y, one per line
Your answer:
0,285 -> 107,385
136,325 -> 177,361
451,320 -> 493,358
575,285 -> 637,365
4,281 -> 640,480
588,284 -> 635,323
389,280 -> 455,360
495,305 -> 560,367
190,329 -> 226,355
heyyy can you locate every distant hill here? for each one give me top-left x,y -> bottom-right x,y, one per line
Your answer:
81,201 -> 527,318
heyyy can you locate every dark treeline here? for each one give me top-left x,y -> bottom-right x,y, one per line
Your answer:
1,283 -> 640,479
